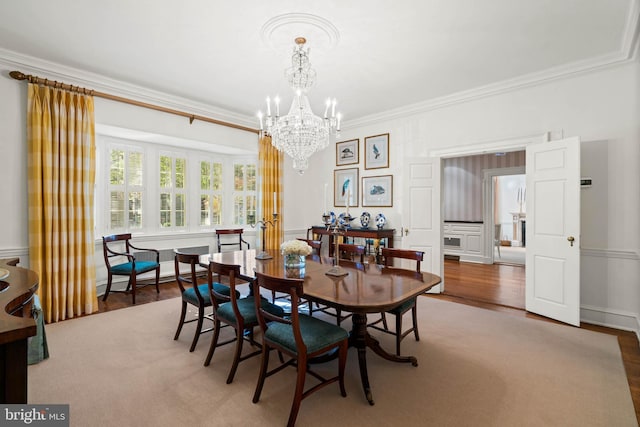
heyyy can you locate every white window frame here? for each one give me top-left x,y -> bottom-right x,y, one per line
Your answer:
95,135 -> 257,237
232,160 -> 258,226
158,150 -> 188,230
103,140 -> 147,234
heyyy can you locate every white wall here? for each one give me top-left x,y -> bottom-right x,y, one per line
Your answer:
283,60 -> 640,335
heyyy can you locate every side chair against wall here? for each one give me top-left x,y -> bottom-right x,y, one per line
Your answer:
102,233 -> 160,305
204,261 -> 284,384
367,248 -> 425,355
173,251 -> 239,352
252,272 -> 348,427
215,228 -> 250,252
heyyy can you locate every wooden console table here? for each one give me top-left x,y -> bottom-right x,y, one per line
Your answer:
0,259 -> 39,403
310,226 -> 396,259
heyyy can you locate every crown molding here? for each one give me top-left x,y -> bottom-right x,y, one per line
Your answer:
621,0 -> 640,59
345,0 -> 640,130
0,48 -> 257,129
345,51 -> 635,130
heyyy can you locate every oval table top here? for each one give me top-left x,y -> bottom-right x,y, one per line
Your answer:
200,249 -> 441,314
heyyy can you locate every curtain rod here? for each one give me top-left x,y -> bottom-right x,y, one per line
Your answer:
9,70 -> 259,134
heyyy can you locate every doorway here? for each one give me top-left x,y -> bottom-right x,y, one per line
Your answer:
442,153 -> 526,308
491,173 -> 526,266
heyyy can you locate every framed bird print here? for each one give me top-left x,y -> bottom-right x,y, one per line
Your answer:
336,139 -> 359,166
362,175 -> 393,207
364,133 -> 389,169
334,168 -> 359,208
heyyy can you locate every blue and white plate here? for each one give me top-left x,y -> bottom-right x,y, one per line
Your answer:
338,212 -> 352,227
360,212 -> 371,229
375,213 -> 386,229
324,211 -> 337,226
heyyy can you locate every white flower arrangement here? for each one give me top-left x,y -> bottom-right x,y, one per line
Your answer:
280,240 -> 312,256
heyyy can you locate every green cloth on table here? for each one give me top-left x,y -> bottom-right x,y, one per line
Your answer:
28,295 -> 49,365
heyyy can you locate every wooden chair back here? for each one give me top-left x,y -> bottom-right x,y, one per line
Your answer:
338,243 -> 366,263
174,251 -> 207,304
381,248 -> 424,272
207,261 -> 241,311
215,228 -> 250,252
102,233 -> 134,267
253,272 -> 306,350
296,238 -> 322,255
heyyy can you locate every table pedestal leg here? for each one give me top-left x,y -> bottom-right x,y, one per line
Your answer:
351,314 -> 374,405
351,313 -> 420,405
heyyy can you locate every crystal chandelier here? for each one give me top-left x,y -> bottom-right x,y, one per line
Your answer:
258,37 -> 341,174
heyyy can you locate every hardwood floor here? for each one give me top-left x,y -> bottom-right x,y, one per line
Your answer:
443,258 -> 525,309
97,268 -> 640,423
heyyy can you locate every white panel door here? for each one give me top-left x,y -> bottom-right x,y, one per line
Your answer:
402,157 -> 441,292
525,137 -> 580,325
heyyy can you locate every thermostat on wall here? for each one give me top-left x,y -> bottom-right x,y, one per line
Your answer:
580,178 -> 592,187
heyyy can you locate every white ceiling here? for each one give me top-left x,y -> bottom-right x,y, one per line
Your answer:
0,1 -> 637,128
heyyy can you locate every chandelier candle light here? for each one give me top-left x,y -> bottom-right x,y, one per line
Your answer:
258,37 -> 341,174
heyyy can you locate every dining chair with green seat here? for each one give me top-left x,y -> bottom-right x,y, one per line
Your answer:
102,233 -> 160,305
204,261 -> 285,384
252,272 -> 349,427
173,251 -> 239,352
367,247 -> 425,355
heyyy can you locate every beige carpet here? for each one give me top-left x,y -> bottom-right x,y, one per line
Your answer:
28,297 -> 637,426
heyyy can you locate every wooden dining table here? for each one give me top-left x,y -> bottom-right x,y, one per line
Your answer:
199,249 -> 441,405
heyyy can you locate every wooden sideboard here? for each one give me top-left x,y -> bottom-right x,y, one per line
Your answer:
0,259 -> 39,403
309,226 -> 396,259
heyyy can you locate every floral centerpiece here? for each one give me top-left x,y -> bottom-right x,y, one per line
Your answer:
281,240 -> 312,277
280,240 -> 313,257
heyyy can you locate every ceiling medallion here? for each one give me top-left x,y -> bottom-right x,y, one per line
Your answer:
260,13 -> 340,52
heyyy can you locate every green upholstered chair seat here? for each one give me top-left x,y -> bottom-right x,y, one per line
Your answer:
183,282 -> 238,306
110,261 -> 158,275
216,296 -> 284,325
265,315 -> 348,355
387,297 -> 416,315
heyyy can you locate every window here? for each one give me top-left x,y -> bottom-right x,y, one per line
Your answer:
108,148 -> 144,231
200,160 -> 223,226
233,162 -> 257,225
159,154 -> 187,228
97,135 -> 256,236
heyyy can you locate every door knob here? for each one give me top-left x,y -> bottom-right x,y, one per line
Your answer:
404,228 -> 409,236
567,236 -> 575,247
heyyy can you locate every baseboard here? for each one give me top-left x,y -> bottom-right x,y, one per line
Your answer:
581,304 -> 640,342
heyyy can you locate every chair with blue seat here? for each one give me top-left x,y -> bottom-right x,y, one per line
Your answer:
252,272 -> 348,427
204,260 -> 285,384
367,248 -> 425,355
102,233 -> 161,305
173,251 -> 239,352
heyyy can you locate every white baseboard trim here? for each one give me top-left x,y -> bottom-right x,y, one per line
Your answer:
581,304 -> 640,342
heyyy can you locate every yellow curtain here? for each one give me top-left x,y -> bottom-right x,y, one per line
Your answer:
258,135 -> 283,249
27,83 -> 98,323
